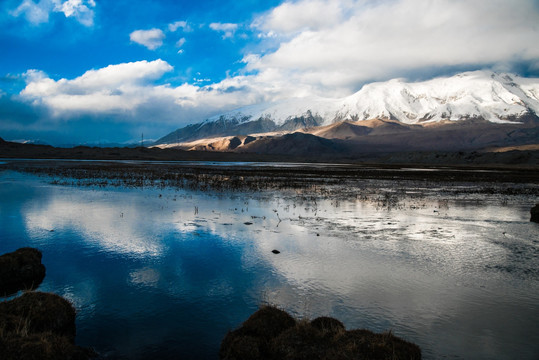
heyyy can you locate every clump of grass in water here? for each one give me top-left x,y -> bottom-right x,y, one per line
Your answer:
0,291 -> 96,359
220,305 -> 421,360
0,247 -> 46,296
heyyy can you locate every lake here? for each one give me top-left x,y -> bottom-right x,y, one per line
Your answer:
0,162 -> 538,359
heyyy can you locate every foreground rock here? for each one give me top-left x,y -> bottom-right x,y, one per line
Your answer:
531,204 -> 539,223
0,291 -> 95,359
220,306 -> 421,360
0,247 -> 46,296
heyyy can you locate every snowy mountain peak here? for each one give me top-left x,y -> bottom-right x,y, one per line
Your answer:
207,71 -> 539,127
339,70 -> 539,124
156,71 -> 539,145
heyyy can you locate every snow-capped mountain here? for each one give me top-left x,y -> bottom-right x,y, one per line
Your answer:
337,71 -> 539,124
155,71 -> 539,145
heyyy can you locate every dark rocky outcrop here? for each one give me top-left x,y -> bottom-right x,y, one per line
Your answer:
0,247 -> 46,296
220,305 -> 421,360
0,291 -> 95,360
531,204 -> 539,223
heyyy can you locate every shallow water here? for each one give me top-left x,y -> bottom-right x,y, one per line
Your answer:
1,168 -> 538,359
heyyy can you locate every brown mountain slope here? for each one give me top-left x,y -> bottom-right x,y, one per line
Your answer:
154,117 -> 538,156
240,132 -> 346,157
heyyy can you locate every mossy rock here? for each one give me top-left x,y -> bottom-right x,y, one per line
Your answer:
220,306 -> 296,359
0,291 -> 76,338
269,321 -> 332,360
0,247 -> 46,296
0,292 -> 95,360
220,332 -> 265,360
310,316 -> 345,334
220,306 -> 421,360
334,329 -> 422,360
531,204 -> 539,223
241,305 -> 296,338
0,332 -> 94,360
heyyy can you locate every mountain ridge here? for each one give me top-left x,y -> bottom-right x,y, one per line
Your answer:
155,70 -> 539,146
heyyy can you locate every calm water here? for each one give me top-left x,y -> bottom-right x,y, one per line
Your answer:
1,168 -> 538,359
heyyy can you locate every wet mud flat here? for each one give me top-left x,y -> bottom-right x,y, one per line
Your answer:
2,159 -> 538,199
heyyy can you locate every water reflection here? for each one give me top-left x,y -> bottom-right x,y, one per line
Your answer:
1,170 -> 538,359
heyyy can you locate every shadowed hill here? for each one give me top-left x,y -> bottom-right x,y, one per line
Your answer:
241,132 -> 346,157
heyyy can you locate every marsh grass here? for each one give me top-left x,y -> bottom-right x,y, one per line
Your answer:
8,161 -> 537,201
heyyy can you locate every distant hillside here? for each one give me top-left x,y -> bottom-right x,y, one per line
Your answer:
154,116 -> 538,161
1,136 -> 538,166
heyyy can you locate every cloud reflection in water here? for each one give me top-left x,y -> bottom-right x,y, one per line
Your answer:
5,177 -> 537,359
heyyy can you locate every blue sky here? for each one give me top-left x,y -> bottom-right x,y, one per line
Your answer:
1,0 -> 539,145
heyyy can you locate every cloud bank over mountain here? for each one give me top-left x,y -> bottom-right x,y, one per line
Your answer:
1,0 -> 539,144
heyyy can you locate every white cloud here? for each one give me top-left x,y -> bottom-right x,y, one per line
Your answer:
53,0 -> 95,27
209,22 -> 238,39
14,0 -> 539,136
10,0 -> 96,26
253,0 -> 351,35
176,37 -> 186,54
18,60 -> 265,125
176,37 -> 186,47
168,20 -> 191,32
129,28 -> 166,50
10,0 -> 52,25
21,60 -> 174,113
247,0 -> 539,97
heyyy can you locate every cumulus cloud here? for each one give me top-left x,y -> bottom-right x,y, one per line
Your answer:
130,28 -> 166,50
21,60 -> 174,113
10,0 -> 95,26
11,0 -> 53,25
175,37 -> 186,53
168,20 -> 191,32
247,0 -> 539,96
253,0 -> 351,35
209,22 -> 238,39
10,0 -> 539,144
18,59 -> 265,126
53,0 -> 95,26
176,37 -> 186,47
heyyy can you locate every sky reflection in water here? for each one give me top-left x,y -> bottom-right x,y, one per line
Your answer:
0,170 -> 538,359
